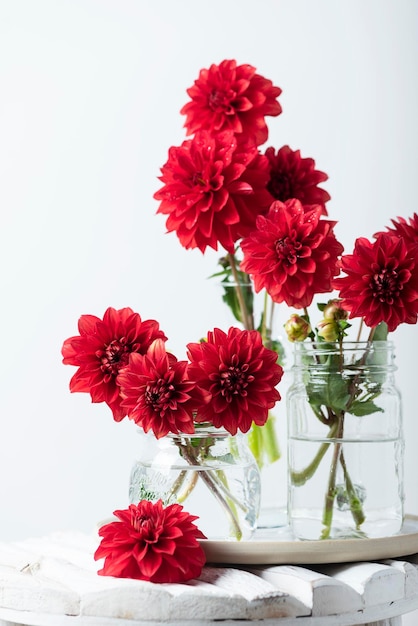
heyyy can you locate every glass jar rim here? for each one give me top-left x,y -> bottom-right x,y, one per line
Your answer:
167,423 -> 234,439
293,340 -> 394,352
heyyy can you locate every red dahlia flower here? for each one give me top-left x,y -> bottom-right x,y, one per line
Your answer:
154,130 -> 272,253
187,327 -> 282,435
375,213 -> 418,249
95,500 -> 206,583
240,199 -> 344,308
333,233 -> 418,332
118,339 -> 208,438
61,307 -> 166,422
265,145 -> 330,214
180,59 -> 282,146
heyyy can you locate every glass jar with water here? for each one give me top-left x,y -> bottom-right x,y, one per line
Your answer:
287,341 -> 404,540
129,424 -> 261,541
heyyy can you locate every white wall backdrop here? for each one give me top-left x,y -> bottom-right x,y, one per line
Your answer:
0,0 -> 417,598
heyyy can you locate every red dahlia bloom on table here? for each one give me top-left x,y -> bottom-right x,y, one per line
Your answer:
118,339 -> 208,439
240,199 -> 344,308
187,327 -> 283,435
154,130 -> 272,253
333,233 -> 418,332
265,145 -> 330,214
180,59 -> 282,146
61,307 -> 166,422
95,500 -> 206,583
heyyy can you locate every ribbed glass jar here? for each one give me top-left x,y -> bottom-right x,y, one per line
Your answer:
287,341 -> 404,540
129,425 -> 261,541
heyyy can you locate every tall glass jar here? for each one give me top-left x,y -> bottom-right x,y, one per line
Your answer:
287,341 -> 404,540
129,425 -> 261,541
218,279 -> 286,527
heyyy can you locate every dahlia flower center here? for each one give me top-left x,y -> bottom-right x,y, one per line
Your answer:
275,235 -> 302,265
145,378 -> 175,413
101,338 -> 131,376
267,172 -> 293,200
208,88 -> 235,113
218,357 -> 254,402
132,513 -> 159,543
371,267 -> 403,303
192,172 -> 208,188
190,169 -> 223,193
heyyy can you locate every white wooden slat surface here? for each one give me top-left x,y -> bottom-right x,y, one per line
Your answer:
0,531 -> 418,625
251,564 -> 363,616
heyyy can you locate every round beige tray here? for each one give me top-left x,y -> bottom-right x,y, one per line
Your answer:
201,514 -> 418,565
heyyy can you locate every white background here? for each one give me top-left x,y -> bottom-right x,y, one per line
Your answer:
0,0 -> 417,618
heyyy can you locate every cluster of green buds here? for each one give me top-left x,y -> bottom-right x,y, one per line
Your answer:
316,299 -> 351,342
283,314 -> 312,342
284,300 -> 352,344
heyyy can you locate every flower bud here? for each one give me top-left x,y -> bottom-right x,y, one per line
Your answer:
316,318 -> 339,342
284,314 -> 311,342
322,299 -> 349,321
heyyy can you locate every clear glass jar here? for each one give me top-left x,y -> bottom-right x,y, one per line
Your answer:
218,279 -> 286,528
287,341 -> 404,540
129,425 -> 261,541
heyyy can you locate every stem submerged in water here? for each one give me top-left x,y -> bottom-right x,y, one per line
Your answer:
290,421 -> 339,486
291,410 -> 366,539
174,439 -> 245,541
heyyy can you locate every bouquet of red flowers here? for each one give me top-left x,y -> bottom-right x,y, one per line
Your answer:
63,59 -> 418,577
154,59 -> 418,538
62,309 -> 283,570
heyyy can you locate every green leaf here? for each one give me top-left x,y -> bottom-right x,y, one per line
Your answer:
349,399 -> 383,416
220,280 -> 254,324
306,372 -> 351,414
372,321 -> 388,341
209,258 -> 255,325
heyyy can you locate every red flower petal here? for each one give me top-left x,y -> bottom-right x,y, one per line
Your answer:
62,308 -> 167,422
180,59 -> 282,146
119,340 -> 209,438
95,501 -> 206,583
154,131 -> 272,253
187,327 -> 283,434
333,233 -> 418,332
265,145 -> 330,214
241,199 -> 343,308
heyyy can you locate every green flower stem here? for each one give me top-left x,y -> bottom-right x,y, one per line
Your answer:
290,421 -> 339,487
320,416 -> 366,539
339,450 -> 366,527
260,290 -> 276,350
261,413 -> 281,464
227,252 -> 254,330
211,468 -> 244,535
248,415 -> 281,468
260,290 -> 269,346
247,424 -> 263,467
177,442 -> 243,541
206,467 -> 249,514
320,431 -> 343,540
168,469 -> 199,504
